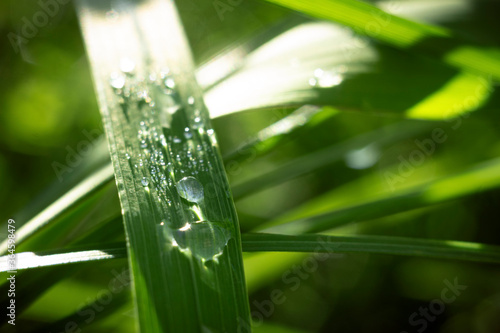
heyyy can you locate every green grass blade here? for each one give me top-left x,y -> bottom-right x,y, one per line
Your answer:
0,245 -> 126,272
14,226 -> 500,270
77,0 -> 250,332
262,157 -> 500,234
223,105 -> 325,163
261,0 -> 500,80
242,233 -> 500,264
205,21 -> 494,120
0,164 -> 114,255
232,120 -> 432,199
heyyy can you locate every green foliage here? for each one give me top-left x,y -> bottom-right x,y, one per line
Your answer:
1,0 -> 500,332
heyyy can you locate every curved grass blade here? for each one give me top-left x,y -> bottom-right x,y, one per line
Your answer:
232,120 -> 432,199
261,157 -> 500,234
223,105 -> 327,162
242,233 -> 500,264
0,164 -> 114,255
12,137 -> 111,226
204,21 -> 494,120
9,228 -> 500,272
0,244 -> 126,272
261,0 -> 500,81
77,0 -> 250,332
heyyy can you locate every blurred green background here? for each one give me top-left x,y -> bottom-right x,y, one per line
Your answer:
1,0 -> 500,332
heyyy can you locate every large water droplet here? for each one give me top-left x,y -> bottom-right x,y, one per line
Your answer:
176,176 -> 204,203
172,221 -> 231,261
120,58 -> 135,73
110,72 -> 126,89
164,77 -> 176,89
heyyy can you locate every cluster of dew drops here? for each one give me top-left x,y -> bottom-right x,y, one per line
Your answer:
108,58 -> 218,209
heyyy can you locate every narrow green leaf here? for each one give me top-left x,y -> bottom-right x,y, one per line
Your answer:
232,120 -> 432,199
0,164 -> 114,255
261,157 -> 500,234
77,0 -> 250,332
261,0 -> 500,80
10,229 -> 500,272
0,245 -> 126,272
242,233 -> 500,264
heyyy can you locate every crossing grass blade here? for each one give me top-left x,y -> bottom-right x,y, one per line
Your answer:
7,230 -> 500,272
76,0 -> 250,332
260,157 -> 500,234
0,164 -> 114,255
232,120 -> 432,199
260,0 -> 500,81
242,233 -> 500,264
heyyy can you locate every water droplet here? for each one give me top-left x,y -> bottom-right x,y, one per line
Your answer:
184,127 -> 193,139
310,68 -> 343,88
173,221 -> 231,262
207,129 -> 214,135
173,137 -> 182,144
176,176 -> 204,203
187,96 -> 195,105
120,58 -> 135,73
164,77 -> 175,89
141,177 -> 149,187
125,153 -> 131,160
308,78 -> 317,87
110,72 -> 126,89
140,140 -> 147,148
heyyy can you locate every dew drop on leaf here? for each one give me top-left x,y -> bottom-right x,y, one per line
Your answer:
176,176 -> 204,203
110,72 -> 126,89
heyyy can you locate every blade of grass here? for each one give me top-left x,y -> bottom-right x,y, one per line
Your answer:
204,21 -> 493,120
77,0 -> 250,332
242,233 -> 500,264
9,229 -> 500,272
223,105 -> 328,162
0,164 -> 114,255
0,244 -> 126,272
261,0 -> 500,80
261,157 -> 500,234
232,119 -> 432,199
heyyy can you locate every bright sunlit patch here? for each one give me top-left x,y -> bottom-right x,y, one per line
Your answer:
0,250 -> 118,272
179,222 -> 191,231
444,240 -> 483,250
406,72 -> 492,119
